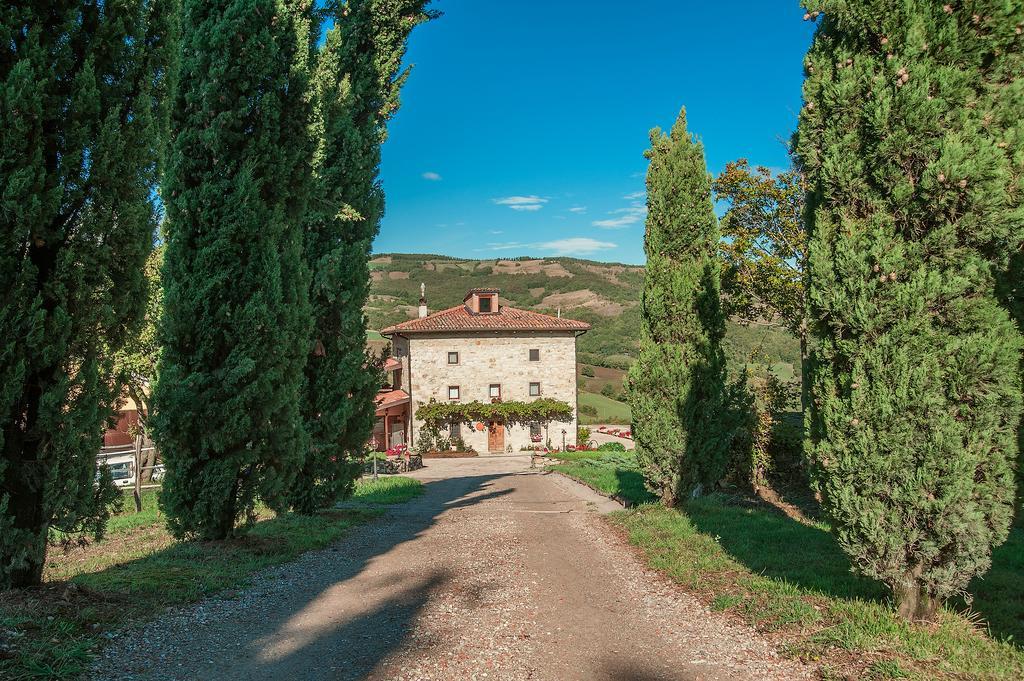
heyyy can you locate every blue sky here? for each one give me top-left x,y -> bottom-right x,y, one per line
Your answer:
376,1 -> 815,265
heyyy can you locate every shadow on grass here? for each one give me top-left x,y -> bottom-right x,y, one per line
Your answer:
614,467 -> 657,506
685,495 -> 1024,646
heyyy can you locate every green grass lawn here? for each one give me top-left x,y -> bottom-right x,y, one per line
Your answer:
1,479 -> 423,681
352,475 -> 424,504
578,391 -> 632,425
546,451 -> 656,505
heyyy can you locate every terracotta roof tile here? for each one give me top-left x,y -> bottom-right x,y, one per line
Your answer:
381,304 -> 590,335
374,389 -> 410,415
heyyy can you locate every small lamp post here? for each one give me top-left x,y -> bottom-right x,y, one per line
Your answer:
561,428 -> 567,452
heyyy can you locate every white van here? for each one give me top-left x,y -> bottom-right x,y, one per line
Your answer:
97,450 -> 136,488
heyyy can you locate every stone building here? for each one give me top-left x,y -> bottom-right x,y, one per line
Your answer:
377,287 -> 589,453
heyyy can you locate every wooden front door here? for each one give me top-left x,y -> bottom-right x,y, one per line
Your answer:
487,421 -> 505,453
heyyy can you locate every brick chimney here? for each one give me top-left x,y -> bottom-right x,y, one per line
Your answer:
418,282 -> 428,319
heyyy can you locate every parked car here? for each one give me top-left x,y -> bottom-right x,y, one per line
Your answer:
96,452 -> 135,488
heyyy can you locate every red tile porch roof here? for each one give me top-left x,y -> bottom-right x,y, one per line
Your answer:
380,304 -> 590,335
375,389 -> 410,416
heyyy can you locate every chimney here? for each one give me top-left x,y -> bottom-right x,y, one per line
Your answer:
418,282 -> 428,319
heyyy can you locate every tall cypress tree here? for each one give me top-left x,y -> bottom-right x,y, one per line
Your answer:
154,0 -> 313,539
0,1 -> 179,588
796,1 -> 1024,620
288,0 -> 433,513
628,109 -> 729,506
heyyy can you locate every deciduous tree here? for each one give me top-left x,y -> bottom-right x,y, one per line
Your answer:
113,245 -> 164,480
715,162 -> 805,337
628,109 -> 730,505
796,1 -> 1024,621
0,0 -> 178,588
154,0 -> 313,539
714,161 -> 808,386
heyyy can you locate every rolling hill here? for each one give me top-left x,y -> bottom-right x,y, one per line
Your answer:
367,253 -> 800,423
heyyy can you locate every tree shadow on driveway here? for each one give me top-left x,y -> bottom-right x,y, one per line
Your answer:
88,472 -> 517,680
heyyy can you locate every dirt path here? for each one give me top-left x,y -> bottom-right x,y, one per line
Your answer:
89,457 -> 811,681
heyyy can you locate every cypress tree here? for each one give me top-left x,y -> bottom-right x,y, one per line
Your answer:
628,109 -> 729,505
796,1 -> 1024,620
154,0 -> 313,539
0,1 -> 178,588
288,0 -> 433,513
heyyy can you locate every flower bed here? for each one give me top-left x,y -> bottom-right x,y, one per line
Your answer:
362,445 -> 423,474
595,425 -> 633,439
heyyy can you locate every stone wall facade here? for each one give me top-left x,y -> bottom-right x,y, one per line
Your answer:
392,331 -> 580,453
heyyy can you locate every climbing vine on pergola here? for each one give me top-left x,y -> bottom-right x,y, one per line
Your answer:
415,399 -> 574,429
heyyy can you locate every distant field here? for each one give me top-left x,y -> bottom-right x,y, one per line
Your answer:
578,363 -> 627,392
770,362 -> 795,382
579,391 -> 631,425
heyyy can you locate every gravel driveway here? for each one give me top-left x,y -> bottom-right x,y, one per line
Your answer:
88,456 -> 811,681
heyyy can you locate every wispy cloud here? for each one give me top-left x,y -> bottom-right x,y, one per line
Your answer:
493,195 -> 548,212
481,241 -> 529,251
592,201 -> 647,229
421,171 -> 442,181
569,206 -> 587,214
477,237 -> 617,257
537,237 -> 617,256
623,191 -> 645,200
593,216 -> 641,228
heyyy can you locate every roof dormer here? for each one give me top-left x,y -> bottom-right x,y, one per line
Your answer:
464,288 -> 500,315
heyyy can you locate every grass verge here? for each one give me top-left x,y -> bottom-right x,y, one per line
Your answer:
546,451 -> 656,505
351,475 -> 424,505
0,477 -> 423,680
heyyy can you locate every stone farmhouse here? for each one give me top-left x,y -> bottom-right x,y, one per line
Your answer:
376,287 -> 590,453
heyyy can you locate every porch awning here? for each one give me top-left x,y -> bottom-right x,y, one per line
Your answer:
375,389 -> 410,416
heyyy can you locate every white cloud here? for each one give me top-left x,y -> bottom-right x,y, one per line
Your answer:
569,206 -> 587,214
612,205 -> 647,216
592,201 -> 647,229
623,191 -> 646,200
536,237 -> 617,256
422,171 -> 442,181
481,242 -> 529,251
493,195 -> 548,211
489,230 -> 503,235
476,237 -> 618,257
593,215 -> 641,228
